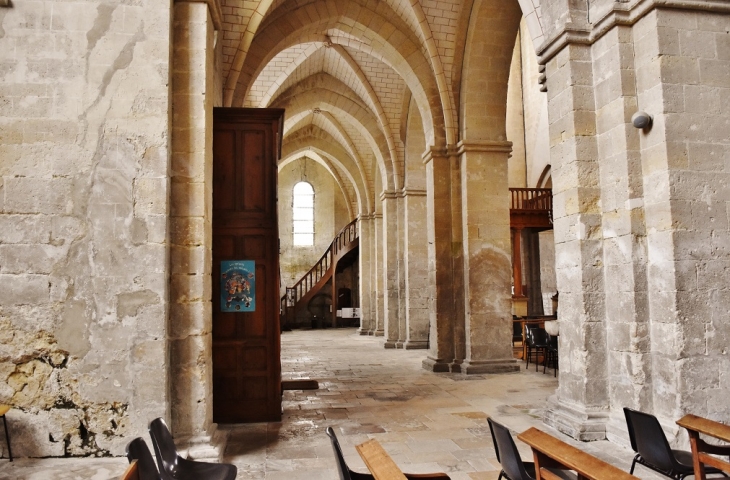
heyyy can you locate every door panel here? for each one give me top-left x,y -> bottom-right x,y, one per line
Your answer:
212,108 -> 284,423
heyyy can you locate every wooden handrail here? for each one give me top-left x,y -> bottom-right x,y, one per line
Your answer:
510,188 -> 552,212
281,218 -> 359,320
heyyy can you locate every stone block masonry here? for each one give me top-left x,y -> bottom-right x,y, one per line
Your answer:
0,1 -> 172,457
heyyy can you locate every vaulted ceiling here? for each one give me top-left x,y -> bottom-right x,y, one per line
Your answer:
216,0 -> 545,217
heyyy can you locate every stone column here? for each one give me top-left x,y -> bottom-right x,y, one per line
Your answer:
587,26 -> 651,444
169,1 -> 221,456
402,189 -> 430,349
422,148 -> 457,371
382,191 -> 400,348
637,8 -> 730,425
373,212 -> 385,336
542,43 -> 609,441
458,141 -> 520,374
396,192 -> 407,348
357,215 -> 374,335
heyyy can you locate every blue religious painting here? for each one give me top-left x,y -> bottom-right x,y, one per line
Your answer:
221,260 -> 256,312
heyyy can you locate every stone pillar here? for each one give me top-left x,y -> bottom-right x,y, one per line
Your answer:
169,1 -> 220,456
373,212 -> 385,336
587,26 -> 651,444
458,141 -> 520,374
422,148 -> 457,371
402,189 -> 430,349
382,191 -> 400,348
357,215 -> 374,335
637,8 -> 730,425
543,43 -> 609,441
396,193 -> 407,348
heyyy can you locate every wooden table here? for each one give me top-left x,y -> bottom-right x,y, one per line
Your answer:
517,427 -> 639,480
677,414 -> 730,479
356,439 -> 408,480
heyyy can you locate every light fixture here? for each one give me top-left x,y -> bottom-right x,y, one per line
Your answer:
631,111 -> 652,130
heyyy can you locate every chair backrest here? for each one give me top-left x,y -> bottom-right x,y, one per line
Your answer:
126,437 -> 161,480
488,418 -> 532,480
326,427 -> 355,480
623,408 -> 679,472
530,327 -> 549,347
148,418 -> 180,479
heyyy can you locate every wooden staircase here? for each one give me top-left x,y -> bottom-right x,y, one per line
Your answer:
281,218 -> 359,329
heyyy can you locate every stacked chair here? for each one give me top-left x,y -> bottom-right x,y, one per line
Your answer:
125,417 -> 237,480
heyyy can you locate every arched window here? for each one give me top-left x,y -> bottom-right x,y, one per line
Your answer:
292,182 -> 314,246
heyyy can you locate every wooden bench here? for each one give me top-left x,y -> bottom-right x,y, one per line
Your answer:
120,459 -> 139,480
517,427 -> 639,480
677,414 -> 730,479
355,438 -> 451,480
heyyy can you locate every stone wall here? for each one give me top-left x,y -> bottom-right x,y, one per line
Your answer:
0,1 -> 172,456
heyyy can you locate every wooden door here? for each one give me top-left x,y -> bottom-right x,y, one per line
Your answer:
212,108 -> 284,423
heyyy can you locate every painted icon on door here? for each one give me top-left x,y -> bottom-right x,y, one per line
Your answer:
221,260 -> 255,312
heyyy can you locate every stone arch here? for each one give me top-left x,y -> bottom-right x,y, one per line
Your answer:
231,0 -> 445,148
460,0 -> 523,142
282,127 -> 370,216
278,152 -> 357,219
273,83 -> 394,193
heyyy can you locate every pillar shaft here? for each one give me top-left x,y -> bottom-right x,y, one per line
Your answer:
458,141 -> 519,374
382,192 -> 400,348
358,216 -> 374,335
402,189 -> 429,349
422,148 -> 457,371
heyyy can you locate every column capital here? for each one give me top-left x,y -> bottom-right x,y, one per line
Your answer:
398,188 -> 427,198
536,0 -> 730,64
421,145 -> 459,165
456,140 -> 513,156
379,190 -> 399,201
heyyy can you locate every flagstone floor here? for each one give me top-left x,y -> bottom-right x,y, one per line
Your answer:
0,328 -> 663,479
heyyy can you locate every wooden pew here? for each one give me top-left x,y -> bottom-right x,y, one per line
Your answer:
517,427 -> 639,480
120,459 -> 139,480
355,439 -> 451,480
356,439 -> 408,480
676,414 -> 730,479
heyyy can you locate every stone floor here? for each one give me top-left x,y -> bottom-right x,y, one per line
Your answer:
0,328 -> 664,479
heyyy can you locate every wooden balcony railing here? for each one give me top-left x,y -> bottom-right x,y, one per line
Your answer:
510,188 -> 552,212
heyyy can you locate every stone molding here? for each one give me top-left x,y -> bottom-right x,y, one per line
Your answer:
380,189 -> 399,201
543,394 -> 610,441
421,145 -> 455,165
460,358 -> 520,374
403,340 -> 429,350
537,0 -> 730,63
455,140 -> 513,156
175,0 -> 223,30
398,188 -> 427,197
372,212 -> 383,220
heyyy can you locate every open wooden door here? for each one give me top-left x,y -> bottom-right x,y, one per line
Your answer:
212,108 -> 284,422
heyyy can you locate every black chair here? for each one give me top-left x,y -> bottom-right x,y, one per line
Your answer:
325,426 -> 451,480
512,317 -> 523,348
126,437 -> 162,480
526,327 -> 549,372
624,408 -> 729,479
148,417 -> 237,480
543,333 -> 559,377
487,418 -> 576,480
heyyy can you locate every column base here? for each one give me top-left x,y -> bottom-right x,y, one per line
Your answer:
384,340 -> 397,349
373,329 -> 384,337
460,358 -> 520,374
357,327 -> 370,335
177,423 -> 227,462
404,340 -> 428,350
543,395 -> 609,441
422,356 -> 451,372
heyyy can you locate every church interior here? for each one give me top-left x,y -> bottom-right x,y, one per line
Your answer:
1,0 -> 729,478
